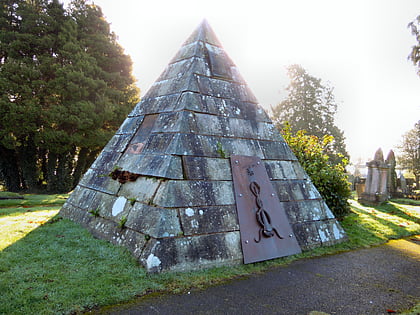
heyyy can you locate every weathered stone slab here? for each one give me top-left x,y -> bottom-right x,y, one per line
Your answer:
197,75 -> 236,99
182,156 -> 231,180
171,41 -> 206,63
87,216 -> 147,259
78,168 -> 121,195
118,177 -> 161,204
205,43 -> 233,80
220,138 -> 264,158
116,116 -> 145,135
90,150 -> 122,174
65,185 -> 93,209
258,140 -> 297,160
141,133 -> 175,155
292,222 -> 322,250
233,83 -> 259,104
144,73 -> 200,99
264,160 -> 299,180
125,203 -> 181,238
129,94 -> 181,116
102,134 -> 132,153
165,134 -> 221,157
118,153 -> 183,179
316,219 -> 347,246
59,203 -> 92,226
140,231 -> 242,272
282,200 -> 332,223
156,58 -> 207,82
95,195 -> 131,222
272,180 -> 321,202
179,205 -> 239,235
153,180 -> 234,207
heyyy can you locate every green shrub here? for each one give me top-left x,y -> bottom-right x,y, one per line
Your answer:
282,122 -> 351,219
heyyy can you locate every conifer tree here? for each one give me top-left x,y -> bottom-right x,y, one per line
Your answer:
272,64 -> 348,165
0,0 -> 139,192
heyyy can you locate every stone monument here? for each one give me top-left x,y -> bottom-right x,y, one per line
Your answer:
360,148 -> 389,205
60,20 -> 347,272
386,150 -> 398,198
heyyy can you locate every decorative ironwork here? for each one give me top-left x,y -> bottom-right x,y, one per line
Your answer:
249,181 -> 283,243
230,155 -> 301,264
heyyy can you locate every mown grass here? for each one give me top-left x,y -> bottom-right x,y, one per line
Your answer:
0,195 -> 419,314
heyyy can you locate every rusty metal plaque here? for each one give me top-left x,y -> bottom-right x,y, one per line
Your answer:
230,155 -> 301,264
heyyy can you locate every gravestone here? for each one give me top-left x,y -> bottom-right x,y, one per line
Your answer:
360,148 -> 389,205
385,150 -> 397,198
60,20 -> 347,272
400,174 -> 408,194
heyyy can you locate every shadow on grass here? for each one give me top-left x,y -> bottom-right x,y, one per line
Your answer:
0,199 -> 418,314
0,205 -> 61,218
344,200 -> 420,247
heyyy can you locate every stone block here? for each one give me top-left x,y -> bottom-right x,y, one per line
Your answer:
165,134 -> 221,157
90,150 -> 122,174
220,138 -> 264,158
116,116 -> 144,135
118,153 -> 183,179
140,231 -> 242,272
272,180 -> 321,202
258,140 -> 297,160
170,41 -> 206,62
118,177 -> 162,204
87,216 -> 147,259
125,203 -> 181,238
182,156 -> 231,180
130,94 -> 180,116
102,134 -> 131,153
264,160 -> 298,180
79,168 -> 121,195
316,219 -> 347,246
179,205 -> 239,235
282,200 -> 331,223
292,222 -> 322,250
205,43 -> 233,80
141,133 -> 175,155
153,180 -> 234,207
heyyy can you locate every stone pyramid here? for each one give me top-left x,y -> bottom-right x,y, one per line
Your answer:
60,20 -> 346,272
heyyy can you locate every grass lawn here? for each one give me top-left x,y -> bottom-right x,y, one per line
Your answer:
0,195 -> 419,314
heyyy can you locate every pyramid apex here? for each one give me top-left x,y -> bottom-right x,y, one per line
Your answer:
183,19 -> 222,47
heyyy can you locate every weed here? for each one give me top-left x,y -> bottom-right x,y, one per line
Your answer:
129,198 -> 136,206
118,215 -> 127,229
89,208 -> 100,217
216,142 -> 226,158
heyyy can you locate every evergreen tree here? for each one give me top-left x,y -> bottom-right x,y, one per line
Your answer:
408,15 -> 420,76
0,0 -> 139,192
272,64 -> 348,165
398,121 -> 420,188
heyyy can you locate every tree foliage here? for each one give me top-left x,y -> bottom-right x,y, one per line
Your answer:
272,64 -> 348,165
408,15 -> 420,76
282,122 -> 351,219
0,0 -> 139,192
398,120 -> 420,188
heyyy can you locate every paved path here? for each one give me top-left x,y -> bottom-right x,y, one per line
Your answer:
94,238 -> 420,315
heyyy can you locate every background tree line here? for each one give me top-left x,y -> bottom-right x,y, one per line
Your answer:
0,0 -> 139,193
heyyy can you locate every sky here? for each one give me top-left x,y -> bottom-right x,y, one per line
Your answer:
64,0 -> 420,163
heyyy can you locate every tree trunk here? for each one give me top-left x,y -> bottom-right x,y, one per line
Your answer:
0,145 -> 23,192
46,151 -> 58,192
72,147 -> 89,189
17,135 -> 39,192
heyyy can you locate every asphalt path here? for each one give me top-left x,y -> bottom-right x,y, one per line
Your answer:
92,238 -> 420,315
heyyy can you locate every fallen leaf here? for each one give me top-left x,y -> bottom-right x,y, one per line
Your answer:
386,309 -> 396,313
